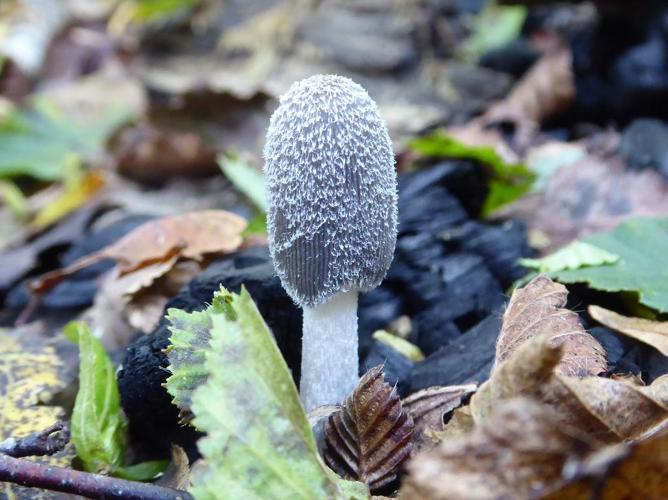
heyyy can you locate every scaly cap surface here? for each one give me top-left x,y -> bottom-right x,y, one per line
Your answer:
264,74 -> 397,307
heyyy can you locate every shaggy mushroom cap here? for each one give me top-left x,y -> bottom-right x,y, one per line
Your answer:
264,74 -> 397,307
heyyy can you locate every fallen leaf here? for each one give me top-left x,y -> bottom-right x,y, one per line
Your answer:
540,429 -> 668,499
402,384 -> 477,453
0,324 -> 75,498
401,398 -> 597,500
173,287 -> 369,499
0,82 -> 139,180
0,202 -> 101,291
31,169 -> 105,230
497,157 -> 668,253
519,241 -> 619,274
589,305 -> 668,357
31,210 -> 246,295
324,366 -> 413,493
481,44 -> 575,148
522,216 -> 668,313
155,446 -> 191,490
470,335 -> 668,443
495,274 -> 607,377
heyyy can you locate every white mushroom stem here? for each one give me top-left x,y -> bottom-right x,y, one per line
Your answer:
300,290 -> 359,411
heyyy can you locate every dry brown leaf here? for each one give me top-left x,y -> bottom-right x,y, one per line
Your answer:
495,274 -> 607,377
402,384 -> 477,453
495,157 -> 668,253
540,430 -> 668,500
468,335 -> 668,443
481,45 -> 575,148
31,210 -> 246,295
589,305 -> 668,357
323,366 -> 413,493
155,445 -> 191,490
401,398 -> 597,500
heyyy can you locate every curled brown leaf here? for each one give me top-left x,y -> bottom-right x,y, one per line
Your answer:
31,210 -> 246,295
469,335 -> 668,443
402,384 -> 477,453
323,366 -> 413,493
401,398 -> 596,500
495,274 -> 607,377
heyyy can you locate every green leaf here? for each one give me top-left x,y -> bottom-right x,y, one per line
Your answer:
64,321 -> 126,473
167,287 -> 368,499
460,2 -> 527,62
218,155 -> 267,212
519,241 -> 620,273
520,217 -> 668,313
113,460 -> 169,481
410,130 -> 534,216
122,0 -> 199,23
0,96 -> 132,181
164,307 -> 215,419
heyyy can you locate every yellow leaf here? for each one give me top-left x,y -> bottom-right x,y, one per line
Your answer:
31,169 -> 105,230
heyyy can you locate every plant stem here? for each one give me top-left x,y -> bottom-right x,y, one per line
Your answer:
301,290 -> 359,411
0,454 -> 192,500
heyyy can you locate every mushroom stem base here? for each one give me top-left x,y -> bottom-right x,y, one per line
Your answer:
301,291 -> 359,411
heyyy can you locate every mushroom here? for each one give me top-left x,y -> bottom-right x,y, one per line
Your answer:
264,74 -> 397,410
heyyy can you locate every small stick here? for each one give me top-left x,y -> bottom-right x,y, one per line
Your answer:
0,454 -> 193,500
0,422 -> 69,458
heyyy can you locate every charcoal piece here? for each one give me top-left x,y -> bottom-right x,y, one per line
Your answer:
118,246 -> 302,457
361,341 -> 414,396
397,161 -> 487,218
589,326 -> 630,367
405,253 -> 505,322
612,36 -> 668,119
5,214 -> 153,310
480,39 -> 540,78
411,308 -> 461,356
398,186 -> 468,235
619,118 -> 668,181
358,287 -> 404,357
440,220 -> 532,287
406,313 -> 502,393
394,233 -> 446,271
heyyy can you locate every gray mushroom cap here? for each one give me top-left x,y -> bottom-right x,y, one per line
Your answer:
264,74 -> 397,307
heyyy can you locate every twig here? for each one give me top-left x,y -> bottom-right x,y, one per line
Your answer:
0,454 -> 193,500
0,422 -> 69,458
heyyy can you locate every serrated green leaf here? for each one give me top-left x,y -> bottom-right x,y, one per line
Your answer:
410,130 -> 534,216
519,241 -> 620,273
218,155 -> 267,212
520,217 -> 668,313
65,321 -> 126,473
168,287 -> 368,499
164,308 -> 214,419
0,95 -> 132,180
